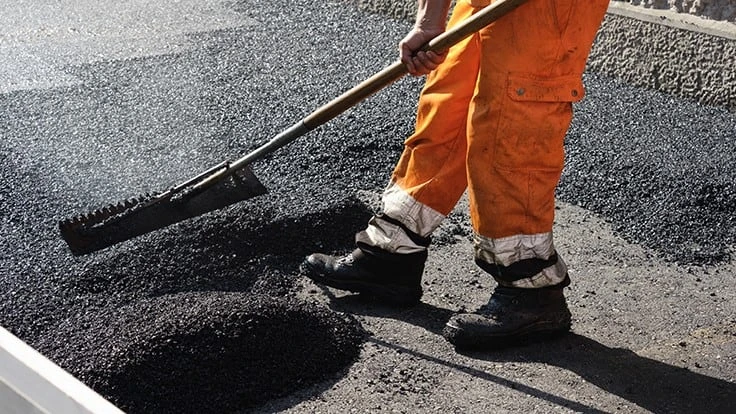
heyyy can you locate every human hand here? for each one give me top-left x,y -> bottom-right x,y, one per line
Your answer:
399,27 -> 447,76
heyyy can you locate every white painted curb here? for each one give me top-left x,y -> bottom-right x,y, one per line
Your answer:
0,326 -> 124,414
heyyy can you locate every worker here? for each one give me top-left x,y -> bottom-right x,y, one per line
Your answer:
301,0 -> 609,349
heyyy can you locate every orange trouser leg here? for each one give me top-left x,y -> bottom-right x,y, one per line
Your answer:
362,0 -> 608,288
468,0 -> 608,287
390,2 -> 479,217
360,3 -> 480,254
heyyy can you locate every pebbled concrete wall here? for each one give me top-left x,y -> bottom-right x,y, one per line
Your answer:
354,0 -> 415,21
611,0 -> 736,22
353,0 -> 736,110
593,4 -> 736,109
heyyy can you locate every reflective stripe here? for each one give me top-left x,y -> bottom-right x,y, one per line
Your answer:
363,220 -> 426,254
474,232 -> 568,288
475,232 -> 556,266
510,257 -> 567,288
382,182 -> 446,238
362,182 -> 446,254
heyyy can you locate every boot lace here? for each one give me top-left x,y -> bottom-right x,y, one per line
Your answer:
336,253 -> 355,265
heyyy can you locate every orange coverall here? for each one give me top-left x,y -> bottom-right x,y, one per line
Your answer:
358,0 -> 609,288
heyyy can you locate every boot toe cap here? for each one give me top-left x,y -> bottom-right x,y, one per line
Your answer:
304,253 -> 329,268
300,253 -> 334,278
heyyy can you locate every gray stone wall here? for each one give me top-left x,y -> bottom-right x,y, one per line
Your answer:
589,13 -> 735,109
353,0 -> 735,110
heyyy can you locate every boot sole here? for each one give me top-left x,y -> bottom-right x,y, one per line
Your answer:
299,261 -> 422,306
443,318 -> 572,350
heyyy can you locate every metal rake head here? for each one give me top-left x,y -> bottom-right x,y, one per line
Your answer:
59,166 -> 267,256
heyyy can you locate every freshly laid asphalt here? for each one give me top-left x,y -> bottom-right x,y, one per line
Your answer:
0,0 -> 734,412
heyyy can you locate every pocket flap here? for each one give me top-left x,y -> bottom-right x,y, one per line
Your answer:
507,73 -> 585,103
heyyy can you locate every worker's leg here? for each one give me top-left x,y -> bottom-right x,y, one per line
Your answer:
302,2 -> 480,304
359,1 -> 482,255
445,0 -> 609,348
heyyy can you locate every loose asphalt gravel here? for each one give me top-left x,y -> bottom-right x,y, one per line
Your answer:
0,0 -> 734,412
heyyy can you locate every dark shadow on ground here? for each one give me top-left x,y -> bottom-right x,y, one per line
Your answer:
467,333 -> 736,413
372,332 -> 735,414
323,295 -> 735,413
324,292 -> 455,335
370,336 -> 608,413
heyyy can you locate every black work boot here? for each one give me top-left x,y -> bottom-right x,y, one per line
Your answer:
300,245 -> 427,306
443,280 -> 572,349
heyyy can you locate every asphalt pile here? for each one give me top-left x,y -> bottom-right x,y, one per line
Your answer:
36,291 -> 365,412
0,1 -> 411,411
1,0 -> 734,412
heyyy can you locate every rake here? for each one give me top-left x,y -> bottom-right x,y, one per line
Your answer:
59,0 -> 529,255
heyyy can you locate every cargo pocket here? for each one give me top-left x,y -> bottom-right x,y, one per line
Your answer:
494,72 -> 584,172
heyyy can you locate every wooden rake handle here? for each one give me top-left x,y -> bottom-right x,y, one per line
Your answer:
303,0 -> 529,128
229,0 -> 528,171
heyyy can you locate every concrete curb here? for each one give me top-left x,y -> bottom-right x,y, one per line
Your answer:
607,2 -> 736,40
0,327 -> 125,414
